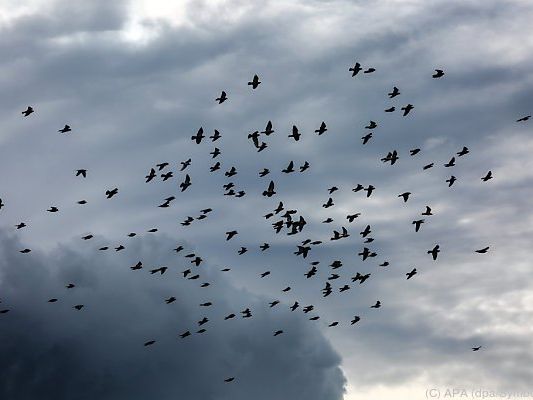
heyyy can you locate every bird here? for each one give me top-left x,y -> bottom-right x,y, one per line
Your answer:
410,148 -> 421,156
73,305 -> 84,310
210,162 -> 221,172
225,230 -> 238,240
0,198 -> 3,209
130,262 -> 143,270
472,346 -> 482,351
351,316 -> 361,325
446,176 -> 457,187
364,185 -> 375,197
180,158 -> 192,171
346,213 -> 360,223
398,192 -> 411,202
145,168 -> 156,182
161,171 -> 173,181
349,62 -> 362,76
315,121 -> 327,135
481,171 -> 493,182
15,222 -> 26,229
58,125 -> 71,133
401,104 -> 414,116
370,301 -> 381,309
47,206 -> 59,212
428,245 -> 440,260
263,180 -> 276,197
412,219 -> 425,232
22,106 -> 34,116
150,266 -> 168,275
191,127 -> 205,144
216,91 -> 228,104
20,248 -> 31,253
288,125 -> 301,141
475,246 -> 490,254
388,86 -> 400,98
432,69 -> 445,78
365,121 -> 377,129
299,161 -> 310,172
210,129 -> 222,141
224,377 -> 235,383
262,121 -> 274,136
363,67 -> 375,73
517,115 -> 531,122
81,234 -> 93,240
361,132 -> 373,144
406,268 -> 417,280
384,106 -> 395,112
423,163 -> 434,170
105,188 -> 118,199
457,146 -> 469,156
248,74 -> 261,89
422,206 -> 433,216
75,169 -> 87,177
180,174 -> 192,191
282,161 -> 295,173
179,331 -> 191,339
144,340 -> 156,346
260,243 -> 270,251
274,330 -> 283,336
444,157 -> 456,168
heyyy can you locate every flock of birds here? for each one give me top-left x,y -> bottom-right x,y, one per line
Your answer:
1,65 -> 531,383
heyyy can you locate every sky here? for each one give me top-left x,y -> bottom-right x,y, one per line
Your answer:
1,0 -> 533,399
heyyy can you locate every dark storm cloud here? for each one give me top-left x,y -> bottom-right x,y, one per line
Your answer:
0,231 -> 346,400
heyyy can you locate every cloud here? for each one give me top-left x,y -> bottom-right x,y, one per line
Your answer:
1,0 -> 533,399
0,231 -> 346,399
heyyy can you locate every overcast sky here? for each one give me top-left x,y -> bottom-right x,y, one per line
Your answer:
1,1 -> 533,399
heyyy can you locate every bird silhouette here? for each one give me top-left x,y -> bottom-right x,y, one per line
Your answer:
58,125 -> 71,133
388,86 -> 400,98
288,125 -> 301,141
401,104 -> 414,116
481,171 -> 493,182
180,174 -> 192,191
248,74 -> 261,89
216,91 -> 228,104
349,62 -> 362,76
432,69 -> 445,78
191,128 -> 205,144
22,106 -> 34,116
263,180 -> 276,197
210,129 -> 222,141
315,121 -> 327,135
412,219 -> 425,232
428,245 -> 440,260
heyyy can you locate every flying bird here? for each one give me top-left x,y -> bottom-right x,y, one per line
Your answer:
388,86 -> 400,98
191,127 -> 205,144
216,91 -> 228,104
315,121 -> 327,135
288,125 -> 301,141
58,125 -> 71,133
433,69 -> 445,78
428,244 -> 440,260
22,106 -> 34,116
248,74 -> 261,89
